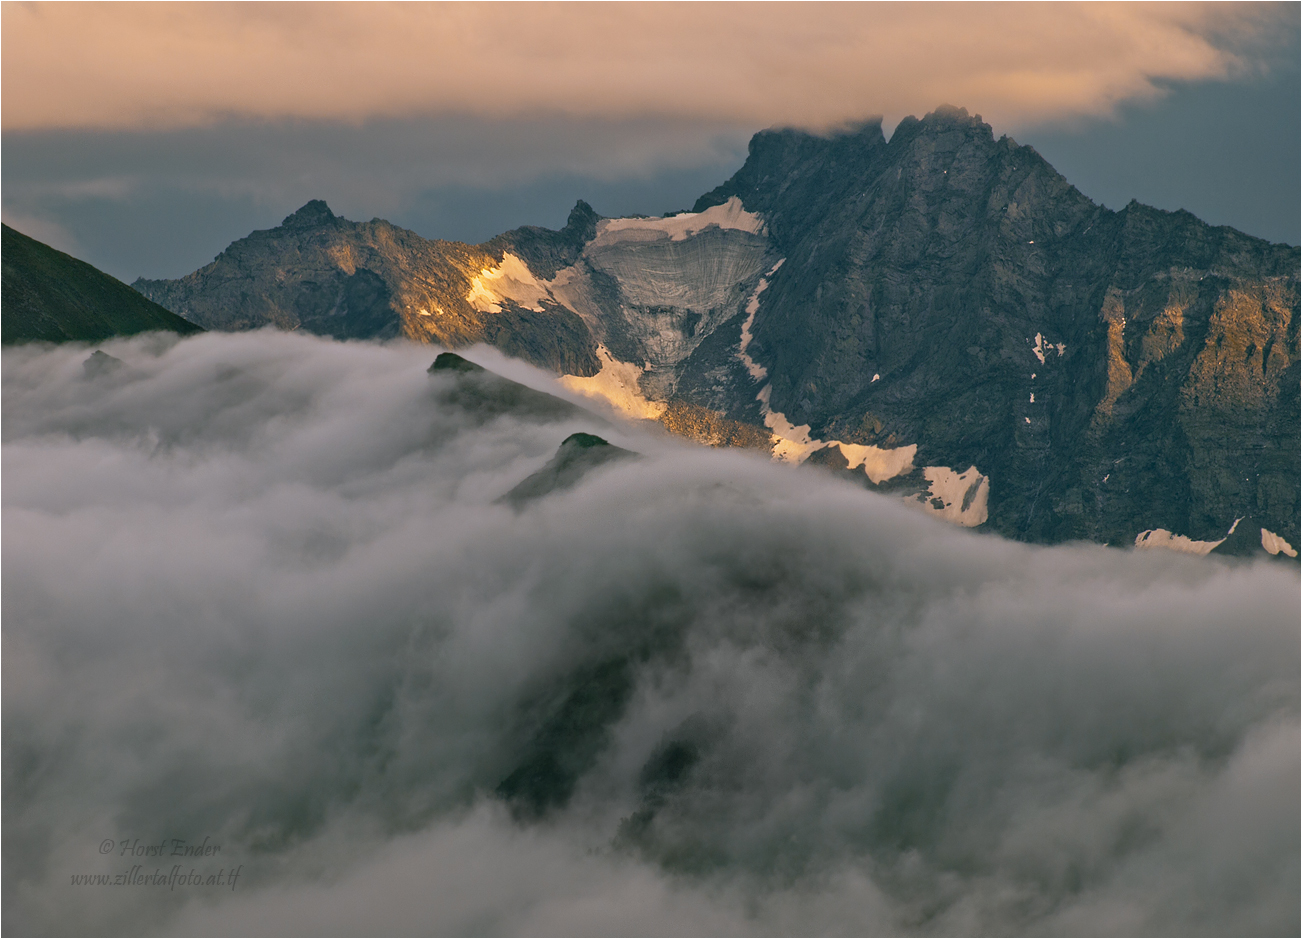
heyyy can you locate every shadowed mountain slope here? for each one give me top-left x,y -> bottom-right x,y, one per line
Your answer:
2,224 -> 202,344
692,107 -> 1299,550
501,432 -> 637,508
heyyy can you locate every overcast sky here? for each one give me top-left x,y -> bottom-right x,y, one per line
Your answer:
2,2 -> 1298,281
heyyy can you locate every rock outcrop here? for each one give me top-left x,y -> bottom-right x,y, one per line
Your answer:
501,432 -> 636,508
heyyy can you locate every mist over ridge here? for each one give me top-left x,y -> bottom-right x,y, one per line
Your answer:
4,330 -> 1297,935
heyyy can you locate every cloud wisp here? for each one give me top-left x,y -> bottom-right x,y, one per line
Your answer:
0,113 -> 754,271
3,332 -> 1298,935
3,2 -> 1292,133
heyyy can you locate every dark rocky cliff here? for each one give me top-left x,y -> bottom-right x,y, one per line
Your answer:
696,107 -> 1299,548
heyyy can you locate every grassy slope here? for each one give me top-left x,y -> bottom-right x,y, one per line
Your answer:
2,224 -> 203,344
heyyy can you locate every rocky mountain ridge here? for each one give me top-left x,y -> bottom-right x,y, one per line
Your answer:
132,106 -> 1299,556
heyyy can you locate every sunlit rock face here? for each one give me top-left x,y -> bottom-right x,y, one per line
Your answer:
133,200 -> 602,377
550,199 -> 773,401
131,107 -> 1300,553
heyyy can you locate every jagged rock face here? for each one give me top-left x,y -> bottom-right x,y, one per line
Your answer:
547,199 -> 774,400
134,201 -> 601,376
693,107 -> 1299,550
133,109 -> 1299,553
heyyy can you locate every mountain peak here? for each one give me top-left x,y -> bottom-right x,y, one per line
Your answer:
281,200 -> 337,230
890,105 -> 995,145
926,103 -> 974,123
564,200 -> 599,241
690,120 -> 888,214
501,431 -> 636,508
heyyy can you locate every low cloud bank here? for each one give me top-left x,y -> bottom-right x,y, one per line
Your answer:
4,331 -> 1297,935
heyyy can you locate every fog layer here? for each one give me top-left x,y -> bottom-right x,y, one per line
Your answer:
4,332 -> 1297,936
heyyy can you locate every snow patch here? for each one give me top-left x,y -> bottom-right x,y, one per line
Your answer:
915,466 -> 989,527
737,267 -> 778,383
1261,528 -> 1298,558
1134,517 -> 1246,556
1030,334 -> 1066,365
757,385 -> 821,463
837,442 -> 918,485
589,197 -> 766,249
1134,529 -> 1223,555
558,344 -> 666,421
467,253 -> 551,314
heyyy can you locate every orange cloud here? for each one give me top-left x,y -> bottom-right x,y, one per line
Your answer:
1,2 -> 1290,133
